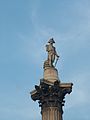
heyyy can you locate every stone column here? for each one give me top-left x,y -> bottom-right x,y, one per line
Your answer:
42,106 -> 62,120
30,67 -> 73,120
41,67 -> 62,120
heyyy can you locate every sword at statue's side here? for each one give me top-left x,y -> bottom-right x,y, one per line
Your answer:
55,56 -> 59,67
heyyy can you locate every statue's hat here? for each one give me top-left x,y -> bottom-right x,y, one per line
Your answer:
48,38 -> 55,43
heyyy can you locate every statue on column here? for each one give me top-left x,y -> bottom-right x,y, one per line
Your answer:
44,38 -> 59,68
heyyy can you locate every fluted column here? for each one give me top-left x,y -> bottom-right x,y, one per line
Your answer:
42,107 -> 62,120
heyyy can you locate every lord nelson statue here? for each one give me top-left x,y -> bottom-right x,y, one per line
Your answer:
44,38 -> 59,68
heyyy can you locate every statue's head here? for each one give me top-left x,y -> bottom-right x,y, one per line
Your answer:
48,38 -> 55,44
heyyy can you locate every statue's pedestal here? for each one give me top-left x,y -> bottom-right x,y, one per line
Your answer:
44,67 -> 59,83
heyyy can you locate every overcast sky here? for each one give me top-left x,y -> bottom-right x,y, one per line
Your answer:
0,0 -> 90,120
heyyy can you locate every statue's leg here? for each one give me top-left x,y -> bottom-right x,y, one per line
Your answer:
52,54 -> 55,63
48,54 -> 52,67
51,54 -> 55,67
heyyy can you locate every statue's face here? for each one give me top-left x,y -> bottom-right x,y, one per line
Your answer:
50,42 -> 53,45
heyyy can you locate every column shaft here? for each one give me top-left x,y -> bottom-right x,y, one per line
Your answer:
42,107 -> 62,120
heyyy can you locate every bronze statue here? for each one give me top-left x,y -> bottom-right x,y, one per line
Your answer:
44,38 -> 59,68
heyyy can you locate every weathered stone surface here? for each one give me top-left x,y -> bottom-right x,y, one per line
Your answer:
44,67 -> 59,83
42,107 -> 62,120
30,80 -> 73,120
